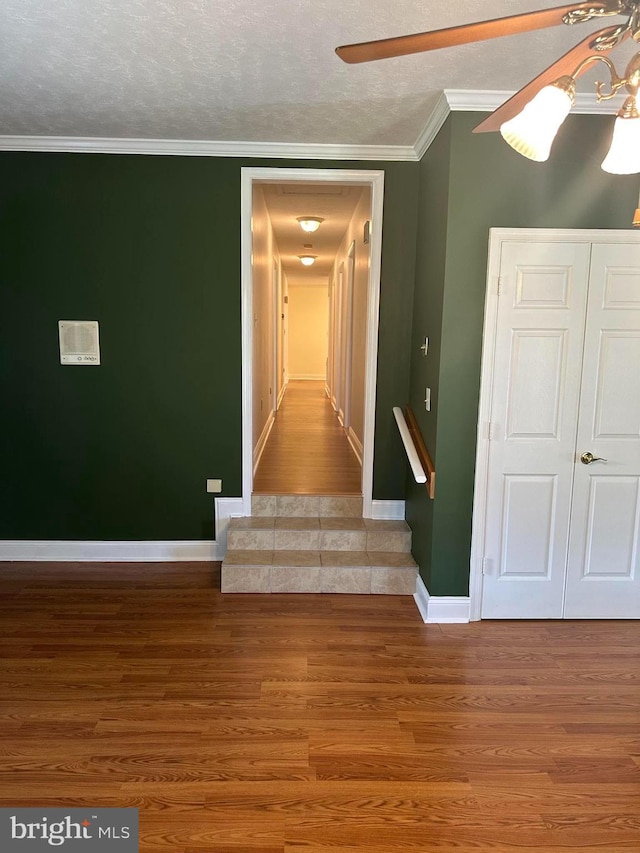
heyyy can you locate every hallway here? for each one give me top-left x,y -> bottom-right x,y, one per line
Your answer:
253,380 -> 361,495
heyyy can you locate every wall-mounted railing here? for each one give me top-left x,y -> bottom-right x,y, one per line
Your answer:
393,406 -> 436,499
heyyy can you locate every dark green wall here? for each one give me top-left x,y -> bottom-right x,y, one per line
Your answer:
407,111 -> 640,596
404,119 -> 452,591
0,153 -> 418,540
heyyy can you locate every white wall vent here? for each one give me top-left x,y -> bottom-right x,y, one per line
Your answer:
58,320 -> 100,365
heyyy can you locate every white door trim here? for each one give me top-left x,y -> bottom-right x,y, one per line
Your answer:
335,262 -> 345,422
342,240 -> 356,431
470,227 -> 639,621
272,257 -> 280,413
240,167 -> 385,518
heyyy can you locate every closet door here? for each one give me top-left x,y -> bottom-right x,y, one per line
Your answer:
564,242 -> 640,618
481,241 -> 591,618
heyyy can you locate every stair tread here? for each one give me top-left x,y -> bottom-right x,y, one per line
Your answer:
223,548 -> 417,569
252,494 -> 364,518
229,516 -> 410,531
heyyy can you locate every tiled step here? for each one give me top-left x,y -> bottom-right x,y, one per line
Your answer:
252,495 -> 363,518
221,493 -> 417,596
221,549 -> 418,594
226,517 -> 412,553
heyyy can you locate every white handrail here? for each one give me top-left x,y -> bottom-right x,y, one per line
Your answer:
393,406 -> 427,484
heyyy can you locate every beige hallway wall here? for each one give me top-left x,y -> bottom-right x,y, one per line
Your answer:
251,186 -> 280,450
288,284 -> 328,379
328,187 -> 371,450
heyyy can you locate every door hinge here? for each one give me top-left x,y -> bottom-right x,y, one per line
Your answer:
482,557 -> 492,576
497,276 -> 503,296
486,421 -> 498,441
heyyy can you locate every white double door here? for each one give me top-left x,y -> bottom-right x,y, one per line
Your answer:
479,231 -> 640,619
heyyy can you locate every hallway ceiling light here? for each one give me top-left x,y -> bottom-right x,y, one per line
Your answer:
296,216 -> 324,233
298,255 -> 317,266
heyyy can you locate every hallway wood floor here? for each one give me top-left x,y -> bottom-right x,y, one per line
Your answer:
1,561 -> 639,853
253,380 -> 361,495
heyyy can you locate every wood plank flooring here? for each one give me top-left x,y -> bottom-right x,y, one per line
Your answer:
1,561 -> 639,852
253,380 -> 361,495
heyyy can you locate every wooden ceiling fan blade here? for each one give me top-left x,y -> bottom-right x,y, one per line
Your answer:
473,24 -> 631,133
336,3 -> 616,64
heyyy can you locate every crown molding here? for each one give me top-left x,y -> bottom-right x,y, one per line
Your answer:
0,89 -> 627,164
413,92 -> 451,161
0,135 -> 418,162
444,88 -> 626,114
444,89 -> 513,112
413,88 -> 628,159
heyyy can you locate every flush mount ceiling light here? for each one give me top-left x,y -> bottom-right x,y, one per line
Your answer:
336,1 -> 640,222
296,216 -> 324,233
298,255 -> 317,266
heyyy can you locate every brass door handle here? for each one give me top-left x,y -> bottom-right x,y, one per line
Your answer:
580,452 -> 608,465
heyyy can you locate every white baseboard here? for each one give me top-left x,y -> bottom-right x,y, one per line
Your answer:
0,540 -> 221,562
370,500 -> 405,520
347,426 -> 364,465
0,497 -> 248,563
413,575 -> 430,621
214,497 -> 245,556
253,410 -> 275,476
277,382 -> 287,408
414,575 -> 470,623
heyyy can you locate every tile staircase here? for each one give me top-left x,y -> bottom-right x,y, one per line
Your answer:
221,494 -> 418,594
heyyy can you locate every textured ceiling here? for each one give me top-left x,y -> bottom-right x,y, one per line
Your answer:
1,1 -> 637,147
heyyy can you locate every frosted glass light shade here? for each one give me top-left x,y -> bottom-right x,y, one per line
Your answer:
602,102 -> 640,174
299,255 -> 317,266
297,216 -> 324,232
500,83 -> 574,162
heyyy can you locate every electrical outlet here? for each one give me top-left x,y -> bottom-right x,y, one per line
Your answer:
206,479 -> 222,493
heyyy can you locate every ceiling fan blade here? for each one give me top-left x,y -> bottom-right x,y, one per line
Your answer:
473,23 -> 631,133
335,3 -> 617,64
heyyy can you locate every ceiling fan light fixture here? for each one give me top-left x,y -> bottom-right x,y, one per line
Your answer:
298,255 -> 317,266
500,77 -> 575,162
296,216 -> 324,233
601,96 -> 640,174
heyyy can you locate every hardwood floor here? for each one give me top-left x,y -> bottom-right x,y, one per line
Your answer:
1,561 -> 639,852
253,380 -> 361,496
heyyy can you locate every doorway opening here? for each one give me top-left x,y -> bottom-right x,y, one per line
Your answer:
240,168 -> 384,517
